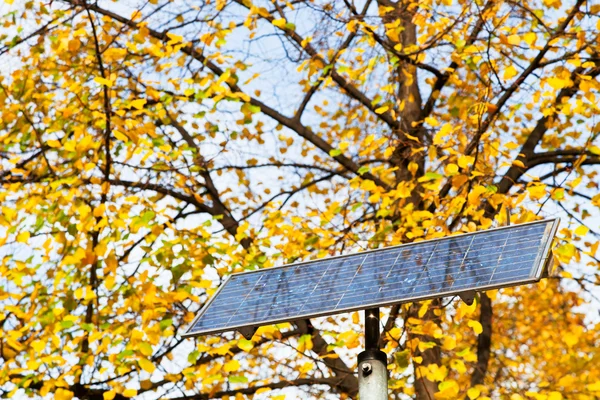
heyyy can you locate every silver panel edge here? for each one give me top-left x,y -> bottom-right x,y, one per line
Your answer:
182,276 -> 541,338
531,218 -> 560,279
182,274 -> 233,337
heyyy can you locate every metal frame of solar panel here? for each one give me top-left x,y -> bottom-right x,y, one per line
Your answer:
183,218 -> 559,338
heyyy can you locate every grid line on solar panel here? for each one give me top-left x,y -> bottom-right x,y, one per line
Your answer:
185,219 -> 558,336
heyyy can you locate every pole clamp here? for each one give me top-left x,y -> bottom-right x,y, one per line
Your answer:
358,349 -> 387,365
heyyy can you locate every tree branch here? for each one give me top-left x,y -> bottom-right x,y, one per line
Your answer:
69,1 -> 390,190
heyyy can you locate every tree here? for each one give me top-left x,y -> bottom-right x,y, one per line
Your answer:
1,0 -> 600,399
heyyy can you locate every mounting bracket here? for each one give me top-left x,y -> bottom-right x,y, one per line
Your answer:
459,291 -> 476,306
238,326 -> 257,340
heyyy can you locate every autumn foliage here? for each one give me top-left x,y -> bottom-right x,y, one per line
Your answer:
1,0 -> 600,399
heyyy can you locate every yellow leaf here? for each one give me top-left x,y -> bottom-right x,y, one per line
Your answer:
17,231 -> 30,243
504,65 -> 518,80
575,225 -> 589,236
346,19 -> 358,33
138,358 -> 155,373
551,188 -> 565,200
84,288 -> 96,301
405,133 -> 420,142
114,131 -> 129,142
224,359 -> 240,372
2,206 -> 16,221
123,389 -> 137,398
299,362 -> 313,374
468,387 -> 481,399
104,275 -> 116,290
130,99 -> 147,110
94,77 -> 113,87
450,359 -> 466,374
55,389 -> 74,400
199,280 -> 213,288
442,336 -> 456,350
408,161 -> 419,176
238,339 -> 254,352
548,392 -> 563,400
527,184 -> 546,201
375,105 -> 389,114
425,116 -> 439,127
339,330 -> 359,347
505,141 -> 519,150
458,155 -> 474,169
272,18 -> 286,28
555,243 -> 576,261
47,139 -> 61,148
589,145 -> 600,155
568,176 -> 582,188
271,395 -> 286,400
560,270 -> 573,278
433,123 -> 453,145
563,332 -> 578,347
468,320 -> 483,334
523,32 -> 537,46
103,391 -> 116,400
103,48 -> 126,61
166,32 -> 184,44
467,185 -> 487,206
547,77 -> 571,90
31,340 -> 45,353
587,381 -> 600,391
361,179 -> 377,191
444,163 -> 458,175
507,34 -> 520,45
436,380 -> 459,399
4,0 -> 14,4
589,241 -> 599,257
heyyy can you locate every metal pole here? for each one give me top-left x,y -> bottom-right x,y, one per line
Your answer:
358,308 -> 388,399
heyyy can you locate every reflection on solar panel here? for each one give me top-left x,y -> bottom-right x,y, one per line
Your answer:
183,219 -> 559,338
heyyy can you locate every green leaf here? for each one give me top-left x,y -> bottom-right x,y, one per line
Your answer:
394,349 -> 410,369
117,349 -> 134,361
141,210 -> 155,224
229,376 -> 248,384
159,319 -> 173,330
304,235 -> 319,247
60,320 -> 74,329
418,172 -> 443,182
298,334 -> 312,344
357,166 -> 370,175
188,350 -> 200,363
329,149 -> 342,157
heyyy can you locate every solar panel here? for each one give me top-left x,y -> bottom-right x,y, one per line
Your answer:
183,219 -> 559,338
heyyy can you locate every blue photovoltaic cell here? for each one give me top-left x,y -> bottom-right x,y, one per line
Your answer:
184,219 -> 559,337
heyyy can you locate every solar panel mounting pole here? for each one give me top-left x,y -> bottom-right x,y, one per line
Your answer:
359,308 -> 388,399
